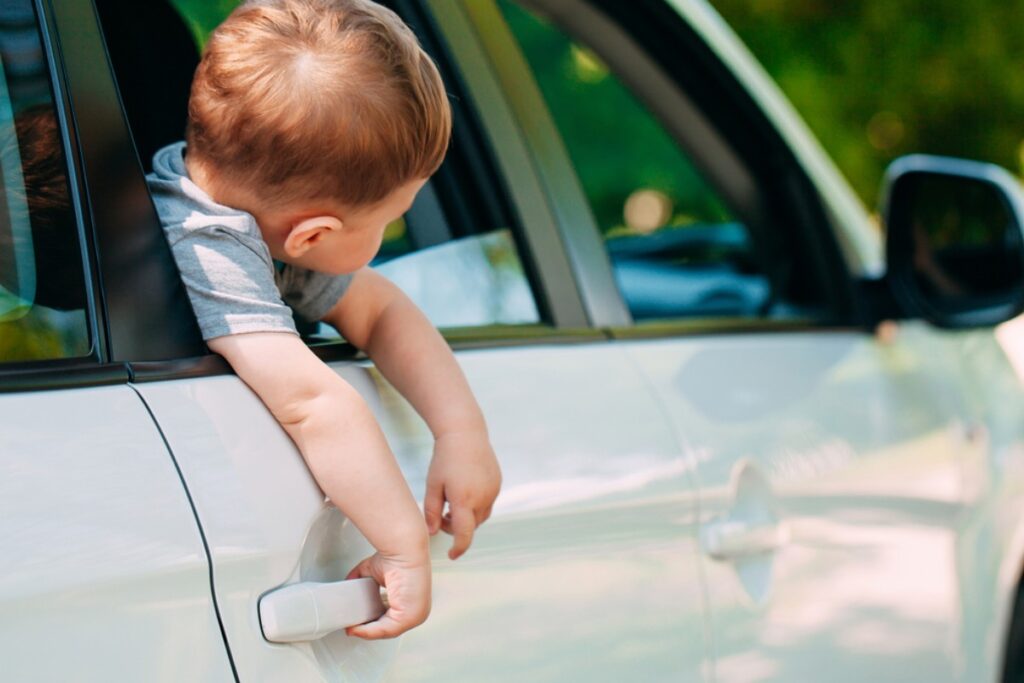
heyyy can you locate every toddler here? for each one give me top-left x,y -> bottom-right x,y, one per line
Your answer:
146,0 -> 501,640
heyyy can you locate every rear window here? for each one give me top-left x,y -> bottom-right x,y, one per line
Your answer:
0,0 -> 90,364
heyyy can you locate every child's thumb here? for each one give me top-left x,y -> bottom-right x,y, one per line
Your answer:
423,483 -> 444,535
345,555 -> 378,582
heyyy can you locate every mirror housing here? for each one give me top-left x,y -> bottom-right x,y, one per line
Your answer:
882,154 -> 1024,328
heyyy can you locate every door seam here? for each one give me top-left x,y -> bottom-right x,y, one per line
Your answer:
129,383 -> 241,683
616,340 -> 719,682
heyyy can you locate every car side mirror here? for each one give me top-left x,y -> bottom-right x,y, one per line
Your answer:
882,154 -> 1024,328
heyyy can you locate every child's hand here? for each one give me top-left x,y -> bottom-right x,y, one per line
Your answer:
344,550 -> 431,639
424,430 -> 502,560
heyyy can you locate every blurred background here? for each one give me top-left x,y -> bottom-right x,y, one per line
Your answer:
713,0 -> 1024,208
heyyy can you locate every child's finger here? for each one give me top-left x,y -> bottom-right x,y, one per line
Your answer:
423,479 -> 444,535
345,555 -> 373,581
346,612 -> 408,640
476,504 -> 493,526
447,505 -> 476,560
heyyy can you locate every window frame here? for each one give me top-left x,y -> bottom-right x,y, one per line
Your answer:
457,0 -> 863,337
2,0 -> 219,391
49,0 -> 207,365
0,0 -> 115,389
42,0 -> 611,387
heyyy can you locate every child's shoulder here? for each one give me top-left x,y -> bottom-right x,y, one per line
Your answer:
147,142 -> 260,238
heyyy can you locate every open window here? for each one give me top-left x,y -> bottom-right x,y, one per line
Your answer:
96,0 -> 546,341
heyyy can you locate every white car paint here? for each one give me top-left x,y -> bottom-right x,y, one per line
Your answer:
381,344 -> 707,682
622,325 -> 1002,681
136,342 -> 710,682
0,386 -> 233,681
134,372 -> 400,683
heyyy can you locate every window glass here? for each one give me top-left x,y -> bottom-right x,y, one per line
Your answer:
0,0 -> 90,363
373,222 -> 539,330
362,179 -> 539,331
499,0 -> 780,322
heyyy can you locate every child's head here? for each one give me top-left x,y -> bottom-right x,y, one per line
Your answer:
185,0 -> 451,273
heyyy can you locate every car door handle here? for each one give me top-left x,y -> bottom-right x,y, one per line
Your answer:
259,577 -> 387,643
700,518 -> 789,561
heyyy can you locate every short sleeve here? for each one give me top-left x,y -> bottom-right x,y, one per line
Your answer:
277,266 -> 354,323
170,225 -> 299,340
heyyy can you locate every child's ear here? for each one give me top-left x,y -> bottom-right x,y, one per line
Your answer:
283,215 -> 343,258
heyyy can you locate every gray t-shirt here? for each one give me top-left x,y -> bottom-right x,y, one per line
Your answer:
146,142 -> 352,340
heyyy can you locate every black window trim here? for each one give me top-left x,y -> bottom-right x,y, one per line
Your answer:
50,0 -> 206,364
390,0 -> 574,329
1,0 -> 215,390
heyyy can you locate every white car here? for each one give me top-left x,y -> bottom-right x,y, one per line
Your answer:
4,0 -> 1024,681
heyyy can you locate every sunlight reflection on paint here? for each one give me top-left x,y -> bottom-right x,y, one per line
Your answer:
995,314 -> 1024,382
495,456 -> 693,514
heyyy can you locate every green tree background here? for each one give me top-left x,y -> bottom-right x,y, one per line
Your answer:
712,0 -> 1024,205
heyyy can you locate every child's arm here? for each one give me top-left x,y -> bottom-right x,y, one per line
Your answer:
322,268 -> 502,559
207,332 -> 430,639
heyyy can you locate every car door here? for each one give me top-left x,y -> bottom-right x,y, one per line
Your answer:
467,0 -> 1010,680
85,1 -> 712,681
0,1 -> 233,679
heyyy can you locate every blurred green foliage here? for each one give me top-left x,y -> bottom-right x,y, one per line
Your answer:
0,310 -> 87,362
500,0 -> 734,238
711,0 -> 1024,205
168,0 -> 238,49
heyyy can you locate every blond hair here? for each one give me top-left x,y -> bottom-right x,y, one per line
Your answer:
186,0 -> 451,206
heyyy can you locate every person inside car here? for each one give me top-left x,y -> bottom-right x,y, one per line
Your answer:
146,0 -> 501,640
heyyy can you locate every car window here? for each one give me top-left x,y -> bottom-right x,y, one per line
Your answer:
0,0 -> 90,364
497,0 -> 786,322
156,0 -> 544,336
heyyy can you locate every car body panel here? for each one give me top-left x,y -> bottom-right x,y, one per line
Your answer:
0,385 -> 232,681
621,323 -> 1024,682
134,372 -> 399,683
137,342 -> 711,682
954,320 -> 1024,682
380,343 -> 708,682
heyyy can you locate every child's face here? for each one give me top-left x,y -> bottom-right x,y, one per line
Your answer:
258,178 -> 427,275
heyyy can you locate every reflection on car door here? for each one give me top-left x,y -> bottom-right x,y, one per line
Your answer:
625,327 -> 973,682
